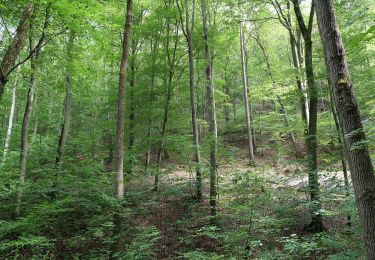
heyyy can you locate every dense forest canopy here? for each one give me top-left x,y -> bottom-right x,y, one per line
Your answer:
1,0 -> 375,259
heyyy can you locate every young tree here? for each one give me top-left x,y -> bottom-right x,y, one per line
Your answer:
16,23 -> 39,217
115,0 -> 133,200
176,0 -> 203,200
201,0 -> 218,217
272,0 -> 309,126
240,21 -> 255,163
315,0 -> 375,257
292,0 -> 324,232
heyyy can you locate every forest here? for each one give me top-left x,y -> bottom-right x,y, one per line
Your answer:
0,0 -> 375,259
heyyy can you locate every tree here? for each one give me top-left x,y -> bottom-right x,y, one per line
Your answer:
315,0 -> 375,257
240,21 -> 255,163
0,3 -> 33,102
292,0 -> 324,232
114,0 -> 133,200
56,32 -> 75,166
2,70 -> 19,162
176,0 -> 203,200
16,21 -> 40,217
271,0 -> 309,126
201,0 -> 218,217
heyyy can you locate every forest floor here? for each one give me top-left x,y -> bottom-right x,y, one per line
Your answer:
124,136 -> 359,259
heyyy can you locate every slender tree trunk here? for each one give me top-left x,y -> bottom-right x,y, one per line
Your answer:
315,1 -> 375,257
56,32 -> 75,166
177,0 -> 203,200
201,0 -> 218,218
240,22 -> 255,163
0,2 -> 33,102
2,72 -> 19,163
245,48 -> 256,150
293,0 -> 324,232
114,0 -> 133,200
15,27 -> 38,217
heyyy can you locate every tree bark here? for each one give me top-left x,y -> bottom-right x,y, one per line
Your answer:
176,0 -> 203,200
244,48 -> 256,150
0,2 -> 33,102
240,22 -> 255,163
315,0 -> 375,257
293,0 -> 324,232
2,72 -> 19,163
114,0 -> 133,200
56,32 -> 75,166
201,0 -> 218,218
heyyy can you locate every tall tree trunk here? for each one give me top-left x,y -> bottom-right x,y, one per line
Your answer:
329,90 -> 351,226
0,3 -> 33,102
289,33 -> 309,127
201,0 -> 218,218
2,72 -> 19,163
315,1 -> 375,257
240,22 -> 255,163
244,48 -> 256,150
114,0 -> 133,200
176,0 -> 203,200
15,26 -> 38,217
293,0 -> 324,232
56,32 -> 75,166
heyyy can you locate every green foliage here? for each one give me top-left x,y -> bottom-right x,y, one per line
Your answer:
0,0 -> 374,258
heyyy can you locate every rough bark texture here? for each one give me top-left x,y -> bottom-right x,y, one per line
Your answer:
293,0 -> 324,232
330,90 -> 351,226
56,32 -> 75,166
201,0 -> 218,218
240,22 -> 255,163
114,0 -> 133,200
315,0 -> 375,257
0,2 -> 33,102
